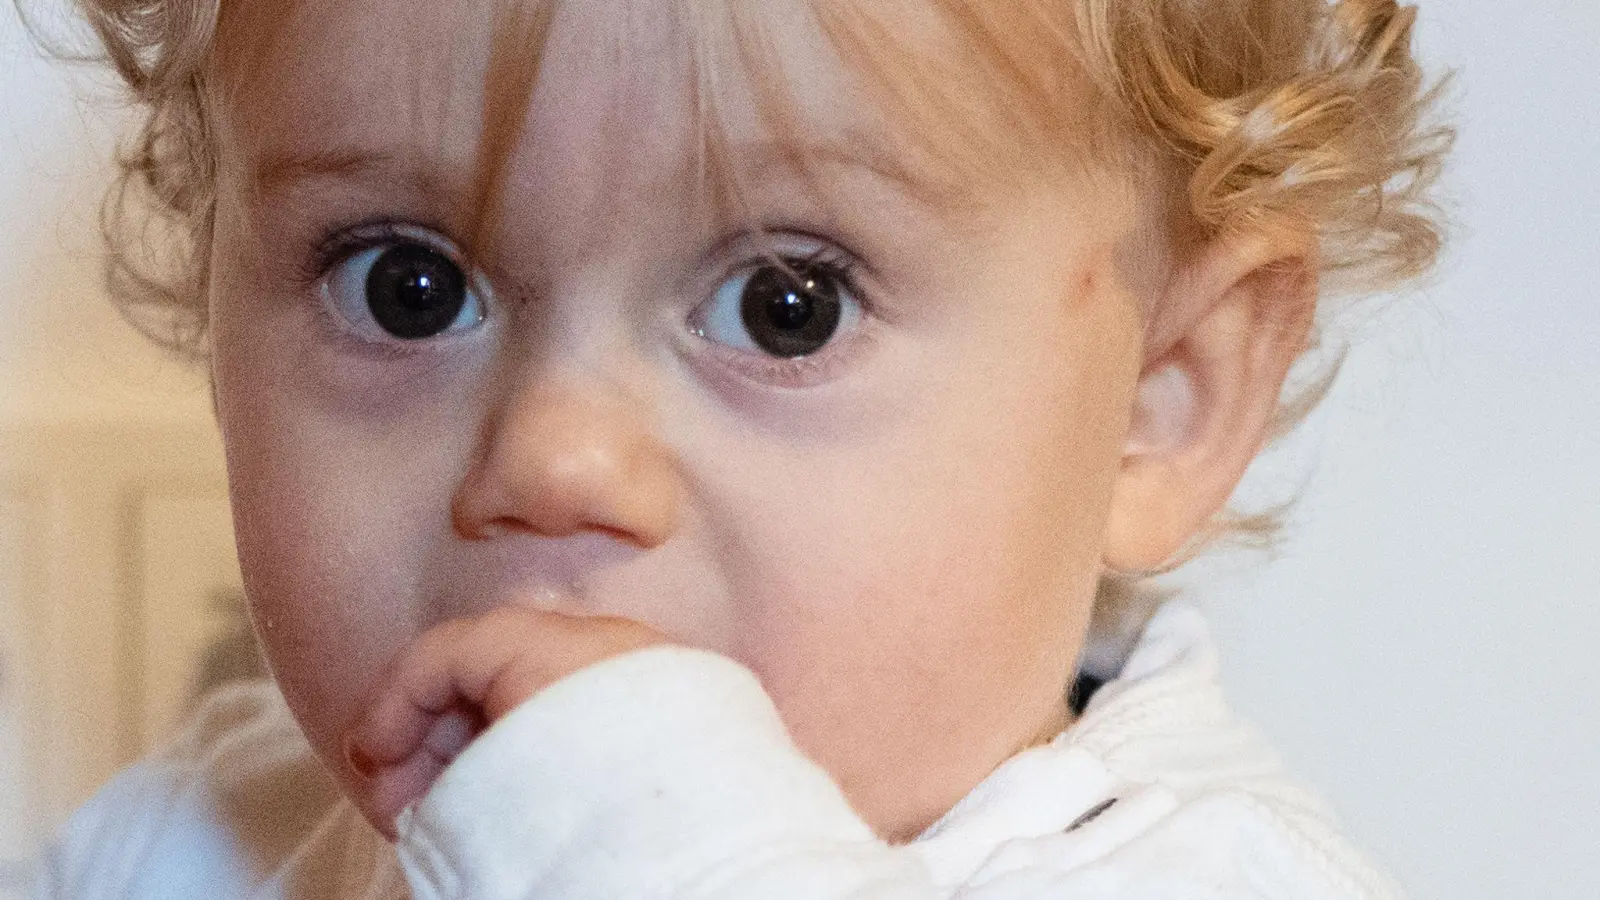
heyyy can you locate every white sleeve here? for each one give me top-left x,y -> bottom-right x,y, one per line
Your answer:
32,755 -> 269,900
393,646 -> 950,900
33,680 -> 351,900
392,644 -> 1405,900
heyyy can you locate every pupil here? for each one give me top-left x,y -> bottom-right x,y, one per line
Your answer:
739,263 -> 843,358
366,244 -> 468,340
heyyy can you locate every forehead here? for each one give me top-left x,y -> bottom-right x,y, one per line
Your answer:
210,0 -> 1134,222
213,0 -> 951,204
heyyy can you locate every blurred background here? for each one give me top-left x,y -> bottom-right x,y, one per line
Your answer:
0,1 -> 1595,898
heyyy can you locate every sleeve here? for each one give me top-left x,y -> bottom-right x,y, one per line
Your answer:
31,758 -> 263,900
32,680 -> 346,900
393,646 -> 952,900
391,645 -> 1407,900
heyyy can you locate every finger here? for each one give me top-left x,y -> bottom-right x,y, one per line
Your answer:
366,738 -> 453,841
361,705 -> 481,837
442,607 -> 556,719
421,705 -> 482,766
349,613 -> 539,770
348,661 -> 456,770
348,610 -> 664,777
463,611 -> 664,720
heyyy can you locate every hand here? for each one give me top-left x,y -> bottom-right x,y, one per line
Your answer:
343,605 -> 667,836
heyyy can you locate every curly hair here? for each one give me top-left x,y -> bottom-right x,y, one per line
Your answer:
62,0 -> 1452,643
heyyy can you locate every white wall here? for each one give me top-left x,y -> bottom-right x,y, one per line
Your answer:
1,8 -> 214,891
1193,5 -> 1600,900
0,6 -> 213,424
1,2 -> 1596,898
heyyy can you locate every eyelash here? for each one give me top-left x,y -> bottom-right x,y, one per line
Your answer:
297,220 -> 451,291
293,221 -> 877,383
293,219 -> 481,360
696,242 -> 874,389
779,246 -> 862,296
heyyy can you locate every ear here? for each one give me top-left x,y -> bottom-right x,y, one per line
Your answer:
1102,231 -> 1316,574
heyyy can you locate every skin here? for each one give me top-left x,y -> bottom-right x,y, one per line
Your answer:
205,0 -> 1313,843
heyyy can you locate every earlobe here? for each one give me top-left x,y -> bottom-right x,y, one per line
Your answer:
1103,233 -> 1316,575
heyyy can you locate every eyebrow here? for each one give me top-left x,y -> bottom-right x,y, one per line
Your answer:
249,131 -> 929,197
248,147 -> 407,199
244,134 -> 952,291
755,133 -> 948,209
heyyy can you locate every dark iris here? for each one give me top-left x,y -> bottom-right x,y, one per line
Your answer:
365,244 -> 469,340
739,261 -> 844,358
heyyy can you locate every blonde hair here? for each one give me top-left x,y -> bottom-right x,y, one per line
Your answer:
70,0 -> 1451,634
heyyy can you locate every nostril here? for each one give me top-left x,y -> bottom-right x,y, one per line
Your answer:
592,523 -> 646,548
453,515 -> 519,541
479,516 -> 577,540
458,515 -> 640,545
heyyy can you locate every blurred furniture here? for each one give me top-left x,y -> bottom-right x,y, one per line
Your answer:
0,422 -> 246,855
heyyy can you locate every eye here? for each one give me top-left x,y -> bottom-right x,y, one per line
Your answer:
692,254 -> 863,359
323,241 -> 485,342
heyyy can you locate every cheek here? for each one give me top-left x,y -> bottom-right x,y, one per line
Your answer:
738,423 -> 1108,705
718,325 -> 1132,809
208,276 -> 480,769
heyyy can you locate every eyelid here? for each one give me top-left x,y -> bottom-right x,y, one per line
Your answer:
307,220 -> 492,351
695,328 -> 878,390
302,219 -> 471,287
685,230 -> 879,390
702,227 -> 874,300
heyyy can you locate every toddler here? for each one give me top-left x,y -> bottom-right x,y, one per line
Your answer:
39,0 -> 1449,897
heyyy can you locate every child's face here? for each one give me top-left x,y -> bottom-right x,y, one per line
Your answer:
207,0 -> 1151,840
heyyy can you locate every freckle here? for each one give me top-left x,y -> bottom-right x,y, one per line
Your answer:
1067,265 -> 1100,309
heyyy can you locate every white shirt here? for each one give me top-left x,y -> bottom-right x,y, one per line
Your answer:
36,604 -> 1408,899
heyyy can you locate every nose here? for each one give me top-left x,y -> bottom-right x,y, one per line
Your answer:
451,370 -> 682,549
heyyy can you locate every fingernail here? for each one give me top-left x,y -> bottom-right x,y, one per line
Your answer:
345,738 -> 378,779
